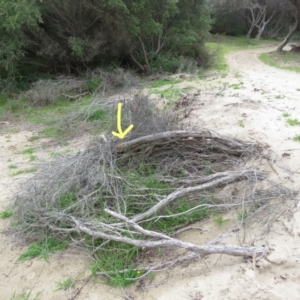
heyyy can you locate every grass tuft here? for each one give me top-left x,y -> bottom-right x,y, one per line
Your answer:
11,168 -> 37,177
55,277 -> 74,291
293,134 -> 300,142
287,118 -> 300,126
0,207 -> 13,219
18,238 -> 68,261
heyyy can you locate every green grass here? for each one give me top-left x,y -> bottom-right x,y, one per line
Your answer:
0,207 -> 13,219
149,86 -> 193,103
283,112 -> 291,117
8,164 -> 18,169
55,277 -> 74,291
10,290 -> 42,300
146,198 -> 209,234
259,52 -> 300,73
287,118 -> 300,126
205,35 -> 273,75
213,214 -> 230,227
229,82 -> 244,90
148,78 -> 181,89
21,147 -> 35,155
58,192 -> 76,209
11,168 -> 37,177
91,242 -> 141,287
293,134 -> 300,142
18,237 -> 68,261
29,154 -> 38,161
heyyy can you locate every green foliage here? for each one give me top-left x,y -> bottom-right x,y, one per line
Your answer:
0,207 -> 13,219
147,52 -> 181,73
0,0 -> 42,75
1,0 -> 211,75
18,237 -> 68,261
283,112 -> 291,117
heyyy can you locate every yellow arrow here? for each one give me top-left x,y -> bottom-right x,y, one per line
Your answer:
112,103 -> 134,139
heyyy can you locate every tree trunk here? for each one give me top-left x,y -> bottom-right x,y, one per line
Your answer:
246,24 -> 255,42
277,0 -> 299,52
277,23 -> 298,51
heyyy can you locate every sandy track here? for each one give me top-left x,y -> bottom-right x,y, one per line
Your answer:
1,45 -> 300,299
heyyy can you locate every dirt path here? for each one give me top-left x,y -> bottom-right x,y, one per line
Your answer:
1,45 -> 300,300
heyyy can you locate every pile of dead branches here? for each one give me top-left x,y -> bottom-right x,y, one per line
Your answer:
12,94 -> 295,279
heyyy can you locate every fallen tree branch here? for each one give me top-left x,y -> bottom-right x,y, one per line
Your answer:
131,169 -> 266,223
69,213 -> 266,258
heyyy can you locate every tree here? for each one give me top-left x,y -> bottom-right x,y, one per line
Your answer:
0,0 -> 42,75
277,0 -> 300,51
0,0 -> 211,75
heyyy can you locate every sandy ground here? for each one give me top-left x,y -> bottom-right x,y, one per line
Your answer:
1,44 -> 300,299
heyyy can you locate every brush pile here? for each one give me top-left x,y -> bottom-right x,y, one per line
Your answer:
13,94 -> 295,278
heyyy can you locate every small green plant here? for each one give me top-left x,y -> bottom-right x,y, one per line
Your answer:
229,82 -> 243,90
11,168 -> 37,177
293,134 -> 300,142
10,290 -> 42,300
21,147 -> 35,155
29,154 -> 38,161
18,237 -> 68,261
213,214 -> 230,227
287,118 -> 300,126
0,207 -> 13,219
8,164 -> 18,169
275,95 -> 284,99
282,112 -> 291,117
238,209 -> 250,224
55,277 -> 74,290
238,120 -> 245,128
